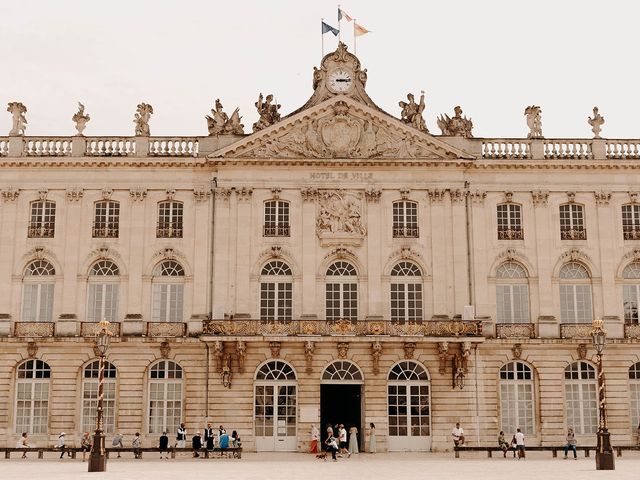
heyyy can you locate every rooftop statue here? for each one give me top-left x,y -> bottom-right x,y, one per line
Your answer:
588,106 -> 605,139
206,99 -> 244,135
524,105 -> 543,139
437,106 -> 473,137
7,102 -> 27,136
134,103 -> 153,136
252,93 -> 281,132
399,91 -> 428,132
72,102 -> 90,136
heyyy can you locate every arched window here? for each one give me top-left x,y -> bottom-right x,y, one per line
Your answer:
152,261 -> 185,322
630,363 -> 640,432
564,361 -> 597,434
264,200 -> 290,237
390,261 -> 423,323
325,261 -> 358,321
28,200 -> 56,238
499,362 -> 535,435
254,361 -> 297,451
82,361 -> 117,433
260,261 -> 292,321
559,262 -> 593,323
387,361 -> 431,451
148,360 -> 183,434
157,201 -> 183,238
321,360 -> 363,382
497,203 -> 523,240
87,261 -> 120,323
22,260 -> 56,322
93,200 -> 120,238
393,201 -> 419,238
559,203 -> 587,240
622,263 -> 640,325
15,359 -> 51,434
496,262 -> 529,323
622,204 -> 640,240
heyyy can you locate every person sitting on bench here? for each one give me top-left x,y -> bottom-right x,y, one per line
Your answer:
452,423 -> 465,447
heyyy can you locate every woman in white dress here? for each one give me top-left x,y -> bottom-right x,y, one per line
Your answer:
368,423 -> 377,453
17,432 -> 29,458
348,426 -> 359,454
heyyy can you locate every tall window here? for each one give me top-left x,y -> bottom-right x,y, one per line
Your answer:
390,261 -> 423,323
325,261 -> 358,321
264,200 -> 290,237
148,360 -> 183,434
560,203 -> 586,240
254,361 -> 297,445
496,262 -> 529,323
82,361 -> 117,434
28,200 -> 56,238
387,361 -> 430,442
564,361 -> 597,434
260,261 -> 292,321
622,204 -> 640,240
15,360 -> 50,434
559,262 -> 593,323
22,260 -> 55,322
499,362 -> 535,435
87,261 -> 120,322
157,201 -> 183,238
622,263 -> 640,324
497,203 -> 523,240
630,363 -> 640,432
151,261 -> 184,322
93,201 -> 120,238
393,201 -> 419,238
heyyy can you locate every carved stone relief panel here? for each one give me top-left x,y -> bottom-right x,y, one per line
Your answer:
316,190 -> 366,245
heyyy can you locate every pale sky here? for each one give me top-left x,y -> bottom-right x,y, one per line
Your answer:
1,0 -> 638,139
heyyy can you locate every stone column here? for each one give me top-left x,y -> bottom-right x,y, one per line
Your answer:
428,189 -> 448,316
531,191 -> 556,337
365,188 -> 382,317
234,187 -> 253,315
300,188 -> 318,316
61,188 -> 84,316
469,191 -> 488,316
0,188 -> 20,333
595,192 -> 621,337
127,188 -> 147,316
212,188 -> 231,318
191,187 -> 212,316
450,188 -> 469,315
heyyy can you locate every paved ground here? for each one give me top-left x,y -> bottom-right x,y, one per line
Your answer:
1,452 -> 638,479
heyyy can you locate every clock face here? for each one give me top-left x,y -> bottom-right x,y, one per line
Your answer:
327,69 -> 353,93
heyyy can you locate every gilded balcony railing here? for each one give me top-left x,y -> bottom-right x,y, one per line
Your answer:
263,225 -> 290,237
392,226 -> 419,238
496,323 -> 535,339
497,228 -> 524,240
560,228 -> 587,240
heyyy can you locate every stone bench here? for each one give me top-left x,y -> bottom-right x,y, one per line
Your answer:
1,447 -> 83,459
453,445 -> 639,458
1,446 -> 242,459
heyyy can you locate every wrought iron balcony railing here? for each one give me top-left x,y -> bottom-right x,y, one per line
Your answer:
393,226 -> 419,238
27,222 -> 55,238
560,228 -> 587,240
92,222 -> 119,238
156,222 -> 183,238
497,228 -> 524,240
263,224 -> 290,237
623,229 -> 640,240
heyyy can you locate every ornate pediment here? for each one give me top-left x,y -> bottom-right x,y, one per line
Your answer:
211,96 -> 474,161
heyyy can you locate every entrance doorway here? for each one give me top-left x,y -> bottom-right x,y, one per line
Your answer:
320,360 -> 364,451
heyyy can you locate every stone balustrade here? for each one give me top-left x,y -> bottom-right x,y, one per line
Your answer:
481,139 -> 531,159
24,137 -> 73,156
148,137 -> 199,157
606,140 -> 640,159
543,140 -> 593,159
85,137 -> 136,156
560,323 -> 593,339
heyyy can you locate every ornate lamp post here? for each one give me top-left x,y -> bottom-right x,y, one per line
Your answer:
88,320 -> 112,472
591,318 -> 615,470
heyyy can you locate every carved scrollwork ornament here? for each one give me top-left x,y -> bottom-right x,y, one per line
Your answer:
594,191 -> 611,205
438,341 -> 449,375
160,341 -> 171,359
271,187 -> 282,200
1,187 -> 20,202
236,340 -> 246,373
301,187 -> 318,202
269,341 -> 281,359
304,341 -> 315,373
470,191 -> 486,204
504,191 -> 514,203
403,342 -> 416,359
567,192 -> 576,203
372,341 -> 382,375
427,189 -> 447,203
399,189 -> 410,200
221,353 -> 232,389
214,340 -> 224,373
512,343 -> 522,360
101,188 -> 113,201
166,189 -> 176,201
337,342 -> 349,359
214,188 -> 232,202
531,190 -> 549,207
27,341 -> 38,358
364,188 -> 381,203
577,343 -> 587,360
65,187 -> 84,203
129,187 -> 147,202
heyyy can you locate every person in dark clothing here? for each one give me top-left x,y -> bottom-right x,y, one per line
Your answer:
192,431 -> 203,457
159,431 -> 169,459
204,423 -> 215,450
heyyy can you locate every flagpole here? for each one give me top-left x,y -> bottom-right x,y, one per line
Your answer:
353,18 -> 356,54
321,18 -> 325,58
337,4 -> 341,42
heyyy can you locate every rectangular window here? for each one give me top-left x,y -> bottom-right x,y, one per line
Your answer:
260,282 -> 292,321
560,284 -> 592,323
497,204 -> 524,240
87,284 -> 119,323
622,204 -> 640,240
624,284 -> 640,324
500,382 -> 534,435
157,202 -> 183,238
93,201 -> 120,238
264,200 -> 290,237
560,204 -> 586,240
325,283 -> 357,321
28,201 -> 56,238
148,381 -> 182,435
15,381 -> 49,434
152,284 -> 184,322
565,383 -> 598,434
393,201 -> 419,238
496,285 -> 529,323
82,381 -> 116,434
631,383 -> 640,432
22,283 -> 54,322
391,283 -> 423,322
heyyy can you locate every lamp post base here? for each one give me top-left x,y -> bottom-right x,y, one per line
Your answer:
88,432 -> 107,472
595,429 -> 615,470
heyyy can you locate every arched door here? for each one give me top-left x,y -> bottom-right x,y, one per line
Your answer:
387,361 -> 431,451
254,360 -> 297,451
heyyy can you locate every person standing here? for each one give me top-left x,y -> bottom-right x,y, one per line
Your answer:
368,423 -> 377,453
204,423 -> 215,450
192,431 -> 202,457
310,425 -> 319,454
58,432 -> 71,458
563,427 -> 577,460
348,425 -> 359,454
452,422 -> 465,447
514,428 -> 525,459
80,432 -> 92,461
111,432 -> 123,458
176,423 -> 187,448
159,431 -> 169,459
338,424 -> 349,457
17,432 -> 29,459
132,432 -> 142,459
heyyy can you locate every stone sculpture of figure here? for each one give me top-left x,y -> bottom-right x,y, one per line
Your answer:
72,102 -> 90,136
7,102 -> 27,136
588,106 -> 605,139
206,99 -> 244,135
524,105 -> 543,139
437,106 -> 474,137
134,103 -> 153,136
399,91 -> 427,132
252,93 -> 281,132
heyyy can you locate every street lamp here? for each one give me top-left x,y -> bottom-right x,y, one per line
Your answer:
591,318 -> 615,470
88,319 -> 112,472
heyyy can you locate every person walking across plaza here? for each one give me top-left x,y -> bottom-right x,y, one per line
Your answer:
80,432 -> 92,461
338,424 -> 349,457
498,431 -> 510,458
192,431 -> 202,457
112,432 -> 123,458
348,425 -> 359,454
159,431 -> 169,459
563,427 -> 577,459
17,432 -> 29,459
514,428 -> 526,459
176,423 -> 187,448
368,423 -> 377,453
58,432 -> 71,458
204,423 -> 215,450
452,422 -> 465,447
132,432 -> 142,459
310,424 -> 319,454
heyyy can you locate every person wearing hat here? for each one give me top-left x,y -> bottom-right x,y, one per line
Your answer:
58,432 -> 71,458
192,431 -> 202,457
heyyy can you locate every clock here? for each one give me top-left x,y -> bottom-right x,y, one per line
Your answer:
327,68 -> 353,93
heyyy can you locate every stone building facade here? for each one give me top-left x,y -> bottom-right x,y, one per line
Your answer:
1,43 -> 639,452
